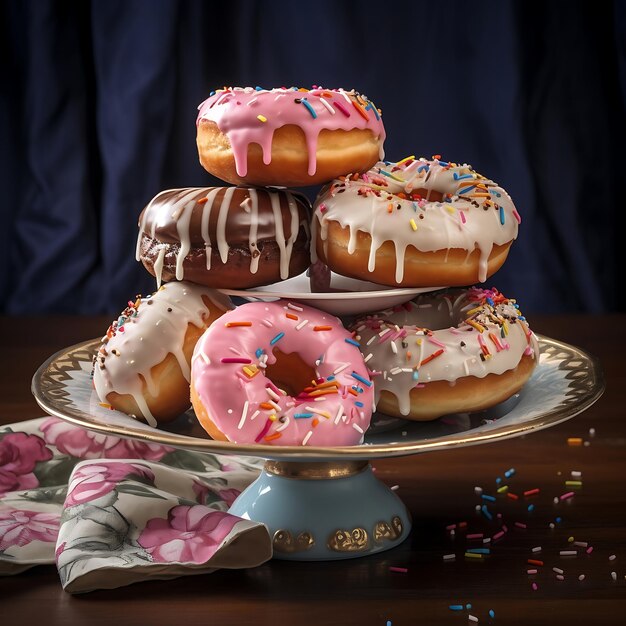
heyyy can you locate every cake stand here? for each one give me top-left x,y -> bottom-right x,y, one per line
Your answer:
31,277 -> 604,560
31,332 -> 604,561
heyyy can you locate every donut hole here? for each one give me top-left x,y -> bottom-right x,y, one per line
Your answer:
264,349 -> 317,397
377,292 -> 476,333
403,295 -> 472,332
410,188 -> 445,202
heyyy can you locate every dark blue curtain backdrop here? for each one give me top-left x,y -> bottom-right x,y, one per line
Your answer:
1,0 -> 624,314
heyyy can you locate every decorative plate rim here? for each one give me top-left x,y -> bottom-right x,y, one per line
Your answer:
31,335 -> 605,460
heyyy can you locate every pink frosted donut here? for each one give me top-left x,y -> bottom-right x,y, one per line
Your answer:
190,300 -> 374,446
196,86 -> 386,187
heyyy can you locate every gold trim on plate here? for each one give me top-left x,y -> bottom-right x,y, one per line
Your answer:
31,336 -> 605,460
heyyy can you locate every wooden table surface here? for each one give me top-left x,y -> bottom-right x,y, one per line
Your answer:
1,315 -> 625,625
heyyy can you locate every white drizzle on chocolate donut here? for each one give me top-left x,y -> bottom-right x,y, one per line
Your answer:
136,186 -> 311,287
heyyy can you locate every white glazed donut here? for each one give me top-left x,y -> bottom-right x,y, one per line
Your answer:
93,281 -> 232,426
351,287 -> 539,420
312,156 -> 521,287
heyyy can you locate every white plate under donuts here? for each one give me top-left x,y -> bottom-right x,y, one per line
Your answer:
218,270 -> 443,316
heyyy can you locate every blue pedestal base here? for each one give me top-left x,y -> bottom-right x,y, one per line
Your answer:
228,461 -> 411,560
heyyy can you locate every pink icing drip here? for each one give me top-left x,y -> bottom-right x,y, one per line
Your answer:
197,87 -> 386,178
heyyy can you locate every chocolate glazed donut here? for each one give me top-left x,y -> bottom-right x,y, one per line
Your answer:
136,187 -> 312,289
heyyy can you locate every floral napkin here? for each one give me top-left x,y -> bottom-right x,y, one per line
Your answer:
0,416 -> 271,593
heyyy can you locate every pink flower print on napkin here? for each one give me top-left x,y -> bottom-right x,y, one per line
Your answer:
217,488 -> 241,508
191,480 -> 240,507
137,505 -> 240,564
191,479 -> 211,504
55,541 -> 66,559
65,462 -> 155,508
40,417 -> 173,461
0,432 -> 53,496
0,507 -> 60,551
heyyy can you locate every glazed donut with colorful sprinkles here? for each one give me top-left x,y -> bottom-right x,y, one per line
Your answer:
196,86 -> 386,187
93,281 -> 232,426
351,288 -> 539,421
312,156 -> 521,287
190,300 -> 374,446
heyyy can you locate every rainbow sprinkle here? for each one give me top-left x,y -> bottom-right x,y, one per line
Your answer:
300,98 -> 317,118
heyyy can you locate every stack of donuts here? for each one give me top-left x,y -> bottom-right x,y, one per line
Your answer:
92,85 -> 539,446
